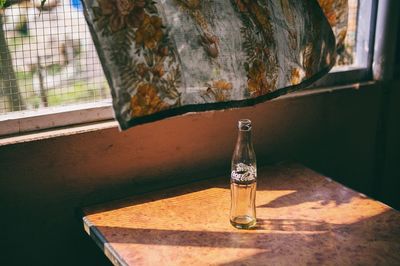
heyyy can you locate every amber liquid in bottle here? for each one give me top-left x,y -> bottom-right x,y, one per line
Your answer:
230,174 -> 257,229
230,119 -> 257,229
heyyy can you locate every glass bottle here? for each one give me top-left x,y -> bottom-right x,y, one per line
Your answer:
230,119 -> 257,229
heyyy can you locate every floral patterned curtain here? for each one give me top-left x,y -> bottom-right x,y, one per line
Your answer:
81,0 -> 347,129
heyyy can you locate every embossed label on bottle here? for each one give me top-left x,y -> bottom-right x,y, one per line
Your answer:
231,163 -> 257,183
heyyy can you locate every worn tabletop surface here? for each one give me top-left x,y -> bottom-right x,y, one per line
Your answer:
82,164 -> 400,266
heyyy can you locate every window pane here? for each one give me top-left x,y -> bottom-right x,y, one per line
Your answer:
333,0 -> 375,72
0,1 -> 110,115
0,0 -> 369,122
336,0 -> 358,66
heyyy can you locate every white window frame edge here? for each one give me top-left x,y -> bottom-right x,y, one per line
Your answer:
0,0 -> 395,138
0,101 -> 114,136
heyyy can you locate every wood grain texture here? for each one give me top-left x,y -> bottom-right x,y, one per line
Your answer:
83,164 -> 400,265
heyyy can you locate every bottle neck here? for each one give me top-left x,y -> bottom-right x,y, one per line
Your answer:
233,129 -> 255,162
232,119 -> 256,167
232,127 -> 256,170
237,129 -> 252,146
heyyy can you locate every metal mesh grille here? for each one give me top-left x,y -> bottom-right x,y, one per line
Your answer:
0,0 -> 109,115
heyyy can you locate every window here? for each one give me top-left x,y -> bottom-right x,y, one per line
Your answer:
0,0 -> 113,135
0,0 -> 377,136
313,0 -> 377,87
334,0 -> 358,67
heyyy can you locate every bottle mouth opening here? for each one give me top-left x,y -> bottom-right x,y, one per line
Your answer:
238,119 -> 252,131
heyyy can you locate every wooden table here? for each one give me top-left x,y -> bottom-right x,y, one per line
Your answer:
82,164 -> 400,265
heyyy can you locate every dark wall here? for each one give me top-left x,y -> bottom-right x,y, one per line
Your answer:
378,81 -> 400,209
374,16 -> 400,208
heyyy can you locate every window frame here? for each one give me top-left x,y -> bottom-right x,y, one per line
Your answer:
310,0 -> 377,88
0,0 -> 394,137
0,101 -> 113,136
